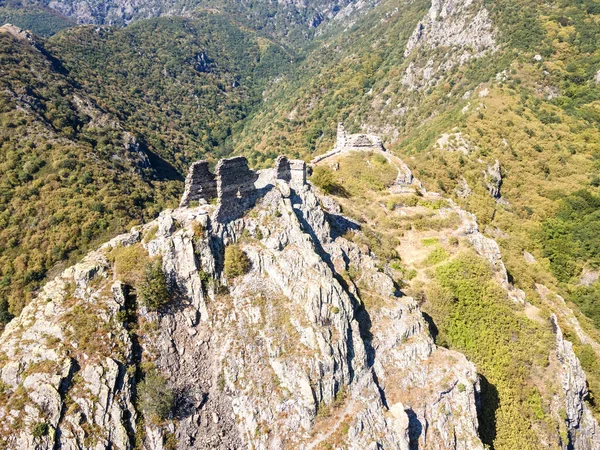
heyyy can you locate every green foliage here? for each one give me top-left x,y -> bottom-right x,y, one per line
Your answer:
0,15 -> 288,316
0,298 -> 13,325
110,245 -> 150,285
137,260 -> 170,311
31,422 -> 49,438
137,369 -> 174,422
48,16 -> 289,171
311,166 -> 341,194
427,253 -> 554,449
542,190 -> 600,282
224,245 -> 250,279
541,190 -> 600,328
424,246 -> 449,265
0,6 -> 74,36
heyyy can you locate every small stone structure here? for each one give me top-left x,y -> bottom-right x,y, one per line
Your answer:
275,155 -> 306,190
179,160 -> 217,207
334,123 -> 384,152
311,123 -> 385,163
180,155 -> 308,223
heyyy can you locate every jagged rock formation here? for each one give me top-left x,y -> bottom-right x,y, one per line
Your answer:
551,315 -> 599,449
35,0 -> 364,46
0,23 -> 37,43
484,160 -> 502,199
0,155 -> 485,450
402,0 -> 497,90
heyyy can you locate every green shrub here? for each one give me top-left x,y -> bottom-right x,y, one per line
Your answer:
425,246 -> 449,265
427,252 -> 554,449
0,298 -> 13,324
111,245 -> 150,285
137,369 -> 174,422
311,166 -> 340,194
224,245 -> 251,279
137,260 -> 170,311
31,422 -> 48,438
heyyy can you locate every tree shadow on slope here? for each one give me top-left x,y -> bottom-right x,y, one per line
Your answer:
476,374 -> 499,448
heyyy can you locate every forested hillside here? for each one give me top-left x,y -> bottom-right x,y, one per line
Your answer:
0,15 -> 288,319
1,0 -> 370,47
2,0 -> 600,447
233,0 -> 600,335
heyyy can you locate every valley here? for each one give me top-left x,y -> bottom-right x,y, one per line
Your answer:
1,0 -> 600,447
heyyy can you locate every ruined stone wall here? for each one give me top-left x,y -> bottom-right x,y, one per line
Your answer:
275,156 -> 306,191
180,155 -> 307,222
274,155 -> 291,182
179,160 -> 217,207
214,157 -> 258,223
289,160 -> 306,190
334,122 -> 384,152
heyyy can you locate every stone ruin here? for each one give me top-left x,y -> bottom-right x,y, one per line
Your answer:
274,155 -> 306,191
214,157 -> 259,223
311,123 -> 386,164
334,122 -> 384,152
179,155 -> 308,222
179,161 -> 217,207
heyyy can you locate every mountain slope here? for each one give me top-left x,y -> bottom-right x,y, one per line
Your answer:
5,0 -> 374,47
0,153 -> 598,449
229,0 -> 600,419
0,16 -> 288,319
0,156 -> 485,449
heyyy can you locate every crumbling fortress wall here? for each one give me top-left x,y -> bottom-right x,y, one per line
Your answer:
334,122 -> 384,151
312,123 -> 385,163
214,157 -> 259,223
274,155 -> 306,191
180,155 -> 308,222
179,161 -> 217,207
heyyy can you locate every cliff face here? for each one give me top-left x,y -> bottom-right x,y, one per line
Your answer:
0,156 -> 483,450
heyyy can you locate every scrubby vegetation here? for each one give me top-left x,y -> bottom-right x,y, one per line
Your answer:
137,368 -> 174,422
425,253 -> 555,449
224,245 -> 251,279
541,190 -> 600,328
0,15 -> 289,317
31,421 -> 48,438
0,5 -> 73,36
138,260 -> 170,311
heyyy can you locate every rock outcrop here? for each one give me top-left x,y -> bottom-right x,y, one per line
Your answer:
551,315 -> 600,449
484,160 -> 502,199
0,155 -> 485,450
402,0 -> 497,90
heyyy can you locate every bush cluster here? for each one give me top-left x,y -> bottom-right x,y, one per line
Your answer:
224,245 -> 251,279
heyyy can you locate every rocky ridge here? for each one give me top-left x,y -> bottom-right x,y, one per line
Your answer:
0,149 -> 597,449
402,0 -> 497,91
0,154 -> 484,449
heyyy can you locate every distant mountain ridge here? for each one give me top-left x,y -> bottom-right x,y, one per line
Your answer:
2,0 -> 376,45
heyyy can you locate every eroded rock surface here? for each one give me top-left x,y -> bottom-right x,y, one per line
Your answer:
0,156 -> 486,450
